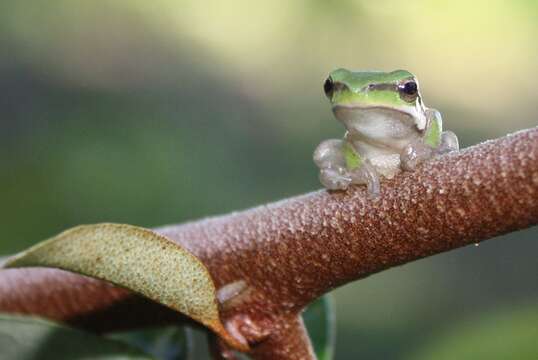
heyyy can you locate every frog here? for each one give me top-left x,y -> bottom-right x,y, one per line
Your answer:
313,68 -> 459,194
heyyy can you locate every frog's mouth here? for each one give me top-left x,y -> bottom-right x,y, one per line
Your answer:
333,104 -> 426,130
332,105 -> 421,145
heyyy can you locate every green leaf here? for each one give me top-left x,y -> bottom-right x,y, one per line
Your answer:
2,223 -> 244,350
303,294 -> 335,360
109,326 -> 192,360
0,313 -> 153,360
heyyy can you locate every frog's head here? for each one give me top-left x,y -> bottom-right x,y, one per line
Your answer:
323,68 -> 427,140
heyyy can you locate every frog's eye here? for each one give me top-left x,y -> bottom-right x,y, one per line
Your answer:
323,77 -> 334,98
399,81 -> 418,102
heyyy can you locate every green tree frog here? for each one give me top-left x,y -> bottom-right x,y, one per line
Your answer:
314,69 -> 459,194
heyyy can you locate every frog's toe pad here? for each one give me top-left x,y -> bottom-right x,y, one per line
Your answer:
319,168 -> 351,190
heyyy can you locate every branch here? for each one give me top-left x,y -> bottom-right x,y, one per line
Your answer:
1,127 -> 537,359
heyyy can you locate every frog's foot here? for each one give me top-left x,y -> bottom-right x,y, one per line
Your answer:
437,130 -> 459,154
400,140 -> 434,171
350,160 -> 380,195
319,167 -> 352,190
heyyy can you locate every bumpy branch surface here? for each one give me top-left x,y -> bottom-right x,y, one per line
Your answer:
1,127 -> 537,359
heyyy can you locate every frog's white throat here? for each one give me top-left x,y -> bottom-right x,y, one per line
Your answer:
333,105 -> 426,147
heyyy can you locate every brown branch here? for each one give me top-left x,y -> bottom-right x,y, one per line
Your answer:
1,127 -> 537,359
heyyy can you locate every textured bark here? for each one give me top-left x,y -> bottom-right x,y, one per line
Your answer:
1,127 -> 537,359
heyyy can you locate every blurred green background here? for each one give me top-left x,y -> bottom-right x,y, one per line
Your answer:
1,0 -> 537,358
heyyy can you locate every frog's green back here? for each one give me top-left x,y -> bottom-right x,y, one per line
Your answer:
329,68 -> 414,90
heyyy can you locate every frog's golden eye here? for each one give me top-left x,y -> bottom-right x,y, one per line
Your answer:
399,81 -> 418,102
323,77 -> 334,98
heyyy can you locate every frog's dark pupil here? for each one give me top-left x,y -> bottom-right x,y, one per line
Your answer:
402,81 -> 418,95
323,78 -> 334,97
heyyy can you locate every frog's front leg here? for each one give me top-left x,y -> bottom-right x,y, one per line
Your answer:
401,109 -> 459,171
314,139 -> 380,194
438,130 -> 459,154
349,159 -> 380,195
313,139 -> 352,190
400,140 -> 434,171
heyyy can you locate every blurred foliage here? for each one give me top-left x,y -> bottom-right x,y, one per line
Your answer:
1,1 -> 537,359
303,295 -> 336,360
109,326 -> 191,360
408,304 -> 538,360
0,313 -> 152,359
